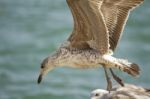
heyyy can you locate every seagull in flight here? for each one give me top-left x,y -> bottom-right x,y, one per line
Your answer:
37,0 -> 144,91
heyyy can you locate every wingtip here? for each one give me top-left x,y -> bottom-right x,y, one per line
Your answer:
37,74 -> 43,84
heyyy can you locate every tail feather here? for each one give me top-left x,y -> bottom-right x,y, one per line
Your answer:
116,59 -> 140,77
123,63 -> 140,77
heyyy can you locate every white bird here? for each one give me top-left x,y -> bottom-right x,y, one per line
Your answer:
91,84 -> 150,99
37,0 -> 144,91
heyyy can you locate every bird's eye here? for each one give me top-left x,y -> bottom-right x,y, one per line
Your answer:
41,62 -> 45,68
95,93 -> 99,96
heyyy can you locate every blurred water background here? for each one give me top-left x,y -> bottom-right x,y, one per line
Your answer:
0,0 -> 150,99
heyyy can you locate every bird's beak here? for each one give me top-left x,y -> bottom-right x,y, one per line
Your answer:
37,66 -> 54,84
37,74 -> 43,84
37,68 -> 45,84
37,69 -> 45,84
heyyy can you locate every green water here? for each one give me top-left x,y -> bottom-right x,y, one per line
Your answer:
0,0 -> 150,99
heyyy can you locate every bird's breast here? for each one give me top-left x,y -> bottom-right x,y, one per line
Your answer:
58,48 -> 106,69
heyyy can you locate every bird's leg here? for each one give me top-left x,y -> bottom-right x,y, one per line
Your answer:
103,66 -> 112,92
109,68 -> 124,87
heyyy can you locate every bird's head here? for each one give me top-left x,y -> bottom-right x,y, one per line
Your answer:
37,48 -> 68,84
91,89 -> 109,99
37,56 -> 56,84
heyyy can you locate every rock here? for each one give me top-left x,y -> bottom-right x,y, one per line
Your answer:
91,84 -> 150,99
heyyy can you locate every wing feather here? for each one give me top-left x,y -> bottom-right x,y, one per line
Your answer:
67,0 -> 109,54
66,0 -> 144,53
101,0 -> 144,51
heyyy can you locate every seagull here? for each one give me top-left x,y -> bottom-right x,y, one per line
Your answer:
91,84 -> 150,99
37,0 -> 144,91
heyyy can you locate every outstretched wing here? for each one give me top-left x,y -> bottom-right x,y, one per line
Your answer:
67,0 -> 109,54
101,0 -> 144,51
